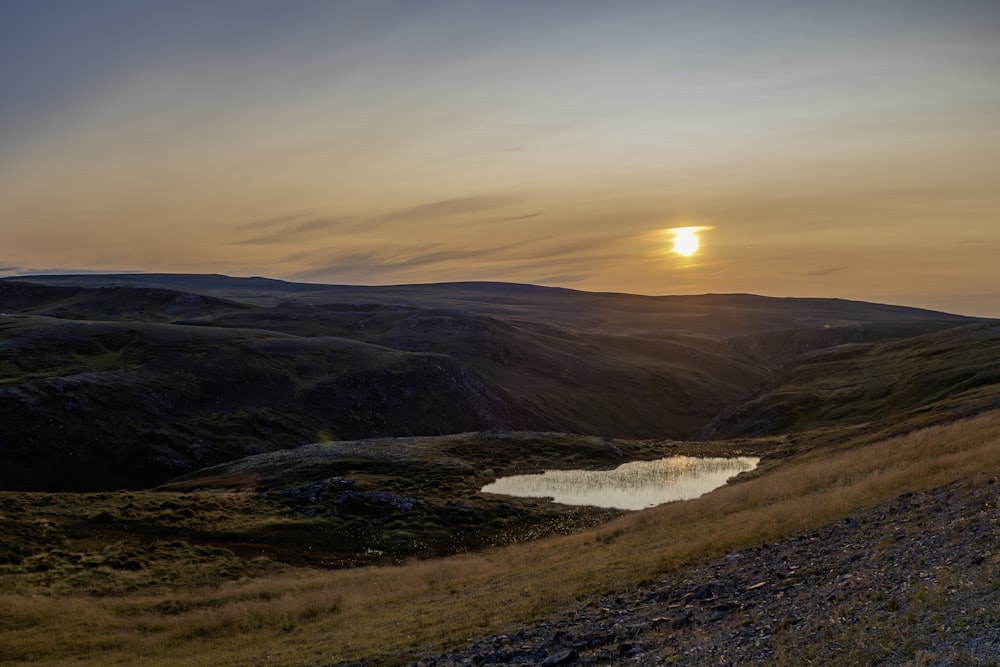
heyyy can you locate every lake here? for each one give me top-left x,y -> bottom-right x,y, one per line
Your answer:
481,455 -> 759,510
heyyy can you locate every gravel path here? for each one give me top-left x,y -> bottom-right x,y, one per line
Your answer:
409,476 -> 999,666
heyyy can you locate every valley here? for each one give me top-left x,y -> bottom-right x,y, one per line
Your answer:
1,274 -> 998,666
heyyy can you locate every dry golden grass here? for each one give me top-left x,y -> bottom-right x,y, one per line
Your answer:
3,410 -> 999,666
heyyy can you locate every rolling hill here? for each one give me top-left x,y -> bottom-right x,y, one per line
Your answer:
2,274 -> 999,666
0,274 -> 992,491
698,320 -> 1000,443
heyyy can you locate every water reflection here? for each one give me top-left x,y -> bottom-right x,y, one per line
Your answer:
481,456 -> 759,510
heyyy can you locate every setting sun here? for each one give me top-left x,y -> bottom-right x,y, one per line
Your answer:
667,226 -> 712,258
672,229 -> 699,256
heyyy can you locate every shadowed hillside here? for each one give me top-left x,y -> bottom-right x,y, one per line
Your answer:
9,273 -> 977,333
699,321 -> 1000,442
0,280 -> 252,321
0,313 -> 535,490
0,275 -> 988,491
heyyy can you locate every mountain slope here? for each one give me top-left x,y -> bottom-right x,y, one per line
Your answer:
0,275 -> 987,491
0,315 -> 535,490
699,321 -> 1000,441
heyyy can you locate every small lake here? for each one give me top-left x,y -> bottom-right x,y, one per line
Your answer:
481,456 -> 759,510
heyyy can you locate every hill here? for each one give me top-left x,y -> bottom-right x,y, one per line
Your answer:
0,313 -> 534,490
699,320 -> 1000,443
2,273 -> 999,665
0,274 -> 988,490
10,272 -> 975,333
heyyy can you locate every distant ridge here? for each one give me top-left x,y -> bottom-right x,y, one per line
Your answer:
6,272 -> 979,324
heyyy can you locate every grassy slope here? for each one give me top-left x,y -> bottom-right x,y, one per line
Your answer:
700,321 -> 1000,443
1,410 -> 996,666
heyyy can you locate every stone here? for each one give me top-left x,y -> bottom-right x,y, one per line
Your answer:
540,649 -> 577,666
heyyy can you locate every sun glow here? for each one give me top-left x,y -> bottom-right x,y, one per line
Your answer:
666,226 -> 712,258
673,229 -> 699,256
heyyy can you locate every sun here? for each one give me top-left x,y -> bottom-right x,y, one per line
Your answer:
666,226 -> 711,257
672,229 -> 699,256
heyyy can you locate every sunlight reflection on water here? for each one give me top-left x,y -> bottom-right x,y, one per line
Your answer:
481,456 -> 759,510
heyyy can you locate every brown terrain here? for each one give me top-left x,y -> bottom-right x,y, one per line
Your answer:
1,273 -> 998,666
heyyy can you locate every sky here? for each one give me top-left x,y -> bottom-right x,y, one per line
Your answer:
1,1 -> 998,316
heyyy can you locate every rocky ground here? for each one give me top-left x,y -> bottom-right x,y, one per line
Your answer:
401,476 -> 999,666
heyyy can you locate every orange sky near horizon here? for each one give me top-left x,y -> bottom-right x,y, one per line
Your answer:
2,1 -> 998,316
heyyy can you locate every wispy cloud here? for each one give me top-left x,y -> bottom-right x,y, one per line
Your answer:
293,238 -> 537,281
1,267 -> 147,276
235,217 -> 353,245
487,211 -> 543,223
236,210 -> 315,231
527,273 -> 590,286
287,229 -> 648,287
803,266 -> 848,277
234,196 -> 527,246
373,195 -> 519,223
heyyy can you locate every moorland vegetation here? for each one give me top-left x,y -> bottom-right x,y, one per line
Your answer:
1,274 -> 997,665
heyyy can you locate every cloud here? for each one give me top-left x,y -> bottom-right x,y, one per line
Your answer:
234,196 -> 527,246
803,266 -> 848,277
236,211 -> 315,231
528,273 -> 591,286
293,238 -> 538,281
512,234 -> 636,261
286,228 -> 651,289
374,195 -> 518,223
488,211 -> 543,223
1,267 -> 147,276
235,217 -> 353,245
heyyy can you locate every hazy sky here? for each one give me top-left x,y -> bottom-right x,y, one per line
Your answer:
2,1 -> 998,315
